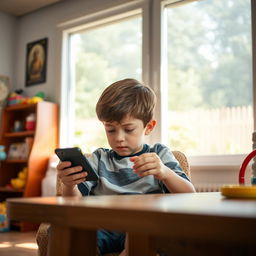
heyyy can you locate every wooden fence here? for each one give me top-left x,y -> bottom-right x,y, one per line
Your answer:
169,106 -> 253,155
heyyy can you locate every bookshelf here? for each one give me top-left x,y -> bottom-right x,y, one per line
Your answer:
0,101 -> 58,231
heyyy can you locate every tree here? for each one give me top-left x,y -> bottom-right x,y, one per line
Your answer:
167,0 -> 251,109
72,16 -> 142,149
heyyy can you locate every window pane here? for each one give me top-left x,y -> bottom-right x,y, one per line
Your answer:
70,16 -> 142,151
166,0 -> 252,155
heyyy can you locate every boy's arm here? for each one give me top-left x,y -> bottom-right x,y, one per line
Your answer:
61,183 -> 82,196
159,164 -> 196,193
130,153 -> 196,193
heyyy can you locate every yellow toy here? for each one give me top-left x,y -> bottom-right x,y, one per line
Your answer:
27,91 -> 45,104
27,96 -> 43,104
0,202 -> 9,232
0,202 -> 6,215
11,167 -> 28,189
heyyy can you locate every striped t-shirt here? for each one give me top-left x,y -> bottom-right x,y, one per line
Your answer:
77,143 -> 190,196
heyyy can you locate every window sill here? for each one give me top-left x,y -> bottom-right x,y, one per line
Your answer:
188,154 -> 247,167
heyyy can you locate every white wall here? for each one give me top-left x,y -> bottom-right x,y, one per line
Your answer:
14,0 -> 133,102
0,12 -> 17,90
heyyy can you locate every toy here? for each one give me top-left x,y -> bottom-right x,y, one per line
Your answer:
7,89 -> 28,105
7,90 -> 45,105
0,145 -> 7,160
13,120 -> 24,132
8,92 -> 26,105
25,113 -> 36,131
35,91 -> 45,98
27,96 -> 43,104
221,150 -> 256,198
0,202 -> 9,232
10,167 -> 28,189
27,91 -> 45,104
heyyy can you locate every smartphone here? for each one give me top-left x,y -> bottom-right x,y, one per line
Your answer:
55,147 -> 99,181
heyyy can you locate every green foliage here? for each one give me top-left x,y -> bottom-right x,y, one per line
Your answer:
74,51 -> 115,119
72,17 -> 142,149
167,0 -> 251,109
168,67 -> 203,110
168,124 -> 197,154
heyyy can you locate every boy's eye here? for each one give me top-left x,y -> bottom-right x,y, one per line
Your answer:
125,129 -> 134,133
106,130 -> 115,133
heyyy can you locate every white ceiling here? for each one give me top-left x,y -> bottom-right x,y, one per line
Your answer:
0,0 -> 63,16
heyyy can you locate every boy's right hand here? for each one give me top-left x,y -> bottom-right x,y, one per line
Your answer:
57,161 -> 88,188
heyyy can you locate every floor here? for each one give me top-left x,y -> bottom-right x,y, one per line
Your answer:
0,231 -> 38,256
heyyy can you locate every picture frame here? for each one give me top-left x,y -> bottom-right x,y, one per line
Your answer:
25,38 -> 48,86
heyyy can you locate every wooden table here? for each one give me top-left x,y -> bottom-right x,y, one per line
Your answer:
7,192 -> 256,256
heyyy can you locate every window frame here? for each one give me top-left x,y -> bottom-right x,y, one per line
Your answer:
56,0 -> 148,147
56,0 -> 256,167
158,0 -> 256,166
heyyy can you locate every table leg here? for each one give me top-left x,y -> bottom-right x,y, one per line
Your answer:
127,232 -> 156,256
49,225 -> 96,256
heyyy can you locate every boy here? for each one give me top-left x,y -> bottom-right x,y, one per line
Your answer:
57,78 -> 195,255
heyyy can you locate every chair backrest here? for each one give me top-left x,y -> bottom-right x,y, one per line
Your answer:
172,150 -> 191,179
56,151 -> 190,196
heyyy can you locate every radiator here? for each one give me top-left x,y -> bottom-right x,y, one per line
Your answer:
194,183 -> 222,192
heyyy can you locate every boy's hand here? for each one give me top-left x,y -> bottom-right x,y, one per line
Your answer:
57,161 -> 87,188
130,153 -> 169,181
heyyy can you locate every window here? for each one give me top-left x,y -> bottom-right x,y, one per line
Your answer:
60,0 -> 255,166
68,13 -> 142,152
163,0 -> 253,160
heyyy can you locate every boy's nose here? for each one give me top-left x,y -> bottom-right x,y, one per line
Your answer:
115,131 -> 125,142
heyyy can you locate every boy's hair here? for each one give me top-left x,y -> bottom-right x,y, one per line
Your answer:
96,78 -> 156,126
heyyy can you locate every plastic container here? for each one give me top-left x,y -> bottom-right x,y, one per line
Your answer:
25,113 -> 36,131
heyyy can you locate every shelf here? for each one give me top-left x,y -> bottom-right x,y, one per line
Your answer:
0,101 -> 59,231
0,186 -> 24,193
6,103 -> 37,111
4,131 -> 35,137
4,158 -> 28,163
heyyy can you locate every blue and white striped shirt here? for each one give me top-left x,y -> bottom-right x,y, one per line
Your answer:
78,143 -> 190,196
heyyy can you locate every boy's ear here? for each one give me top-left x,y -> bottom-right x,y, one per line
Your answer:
145,119 -> 156,135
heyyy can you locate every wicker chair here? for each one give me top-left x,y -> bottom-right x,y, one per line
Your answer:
36,151 -> 191,256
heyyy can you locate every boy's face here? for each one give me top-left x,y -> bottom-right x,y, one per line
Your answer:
103,115 -> 156,156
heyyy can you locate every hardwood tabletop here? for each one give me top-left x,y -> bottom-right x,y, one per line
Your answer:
7,192 -> 256,216
7,192 -> 256,255
7,192 -> 256,241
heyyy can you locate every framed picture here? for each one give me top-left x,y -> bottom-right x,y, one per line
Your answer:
25,38 -> 48,86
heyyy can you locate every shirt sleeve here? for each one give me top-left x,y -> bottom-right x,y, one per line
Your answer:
156,144 -> 190,182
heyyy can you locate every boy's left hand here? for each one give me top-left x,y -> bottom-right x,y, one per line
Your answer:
130,153 -> 168,181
